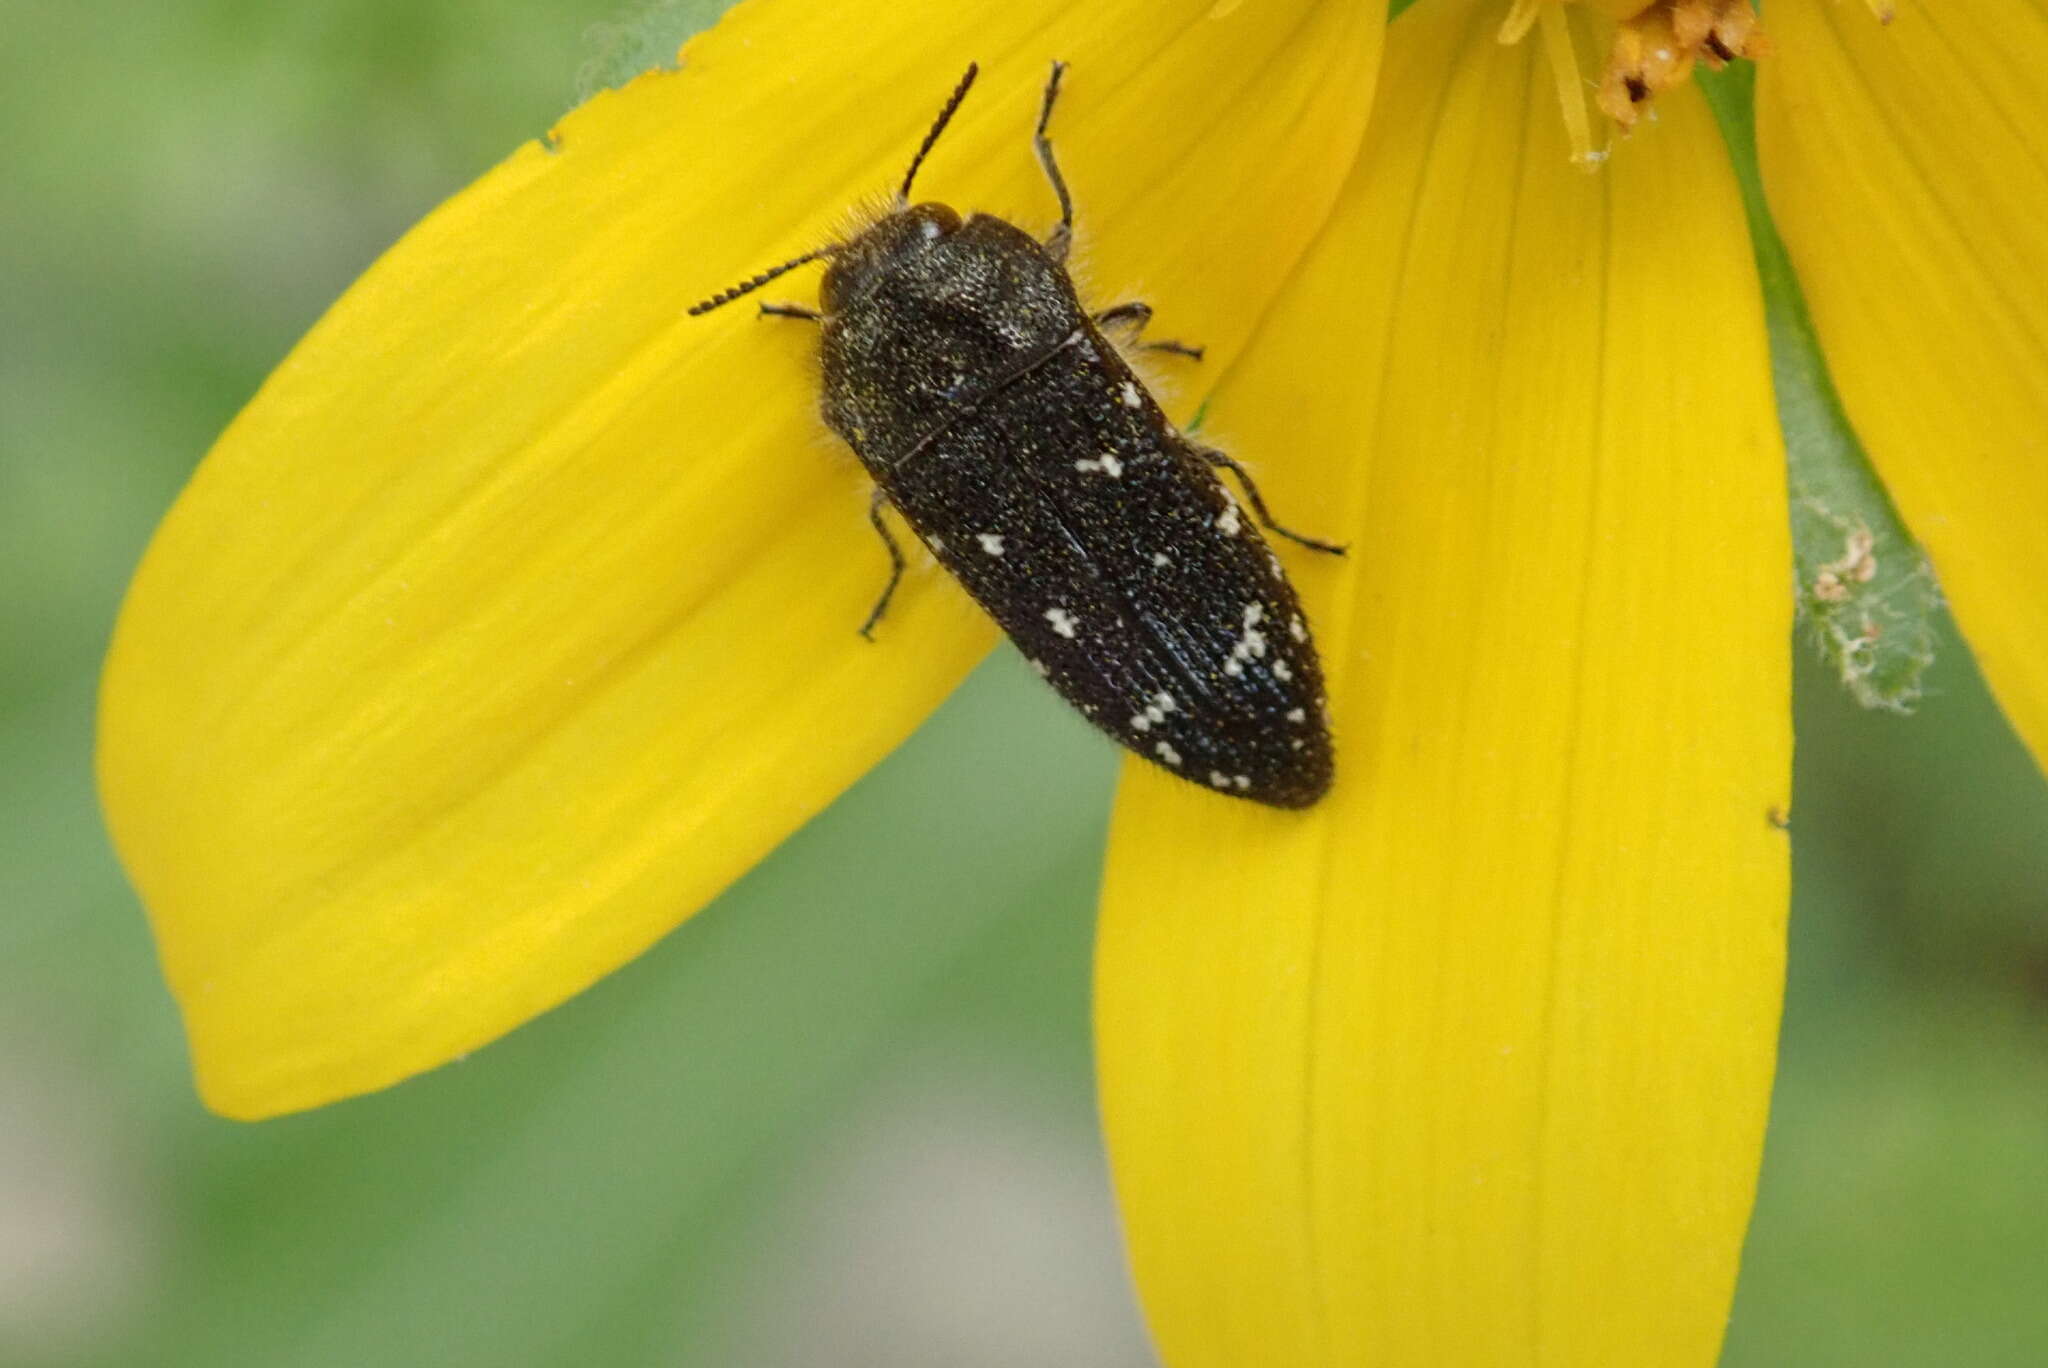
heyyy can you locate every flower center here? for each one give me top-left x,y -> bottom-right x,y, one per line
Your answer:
1499,0 -> 1893,165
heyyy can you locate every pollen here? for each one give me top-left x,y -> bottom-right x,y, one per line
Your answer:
1501,0 -> 1770,164
1596,0 -> 1767,131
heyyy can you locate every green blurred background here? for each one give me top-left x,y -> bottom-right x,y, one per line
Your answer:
5,2 -> 2045,1364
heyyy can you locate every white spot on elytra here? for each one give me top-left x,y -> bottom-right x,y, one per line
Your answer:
1216,503 -> 1242,537
1119,381 -> 1143,408
1151,551 -> 1171,568
1272,658 -> 1293,682
1045,606 -> 1078,638
1233,775 -> 1251,791
1223,615 -> 1270,675
929,535 -> 945,552
1289,614 -> 1307,643
1286,707 -> 1306,723
1131,690 -> 1174,733
1209,771 -> 1231,789
1074,453 -> 1124,478
1155,741 -> 1182,767
976,532 -> 1005,556
1029,658 -> 1050,678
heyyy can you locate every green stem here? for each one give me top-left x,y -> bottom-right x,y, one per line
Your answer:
1700,61 -> 1938,712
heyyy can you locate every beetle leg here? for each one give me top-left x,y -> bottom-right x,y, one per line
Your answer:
859,489 -> 909,639
1094,301 -> 1204,360
1034,62 -> 1075,264
1094,301 -> 1151,331
1190,442 -> 1347,556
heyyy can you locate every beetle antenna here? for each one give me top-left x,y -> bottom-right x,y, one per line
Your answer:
900,62 -> 979,202
686,245 -> 840,316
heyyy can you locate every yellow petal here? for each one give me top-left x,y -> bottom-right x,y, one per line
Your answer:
99,1 -> 1385,1119
1096,3 -> 1791,1363
1757,0 -> 2048,767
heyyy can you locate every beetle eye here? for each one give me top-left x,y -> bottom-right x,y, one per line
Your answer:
907,203 -> 962,240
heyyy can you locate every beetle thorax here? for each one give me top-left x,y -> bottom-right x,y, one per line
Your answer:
818,208 -> 1082,457
819,203 -> 964,314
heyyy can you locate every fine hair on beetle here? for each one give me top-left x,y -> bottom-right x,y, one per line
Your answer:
689,62 -> 1344,809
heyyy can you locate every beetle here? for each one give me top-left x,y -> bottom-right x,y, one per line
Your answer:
689,62 -> 1340,808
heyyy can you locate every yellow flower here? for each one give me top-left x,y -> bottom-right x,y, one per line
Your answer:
97,0 -> 2046,1364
